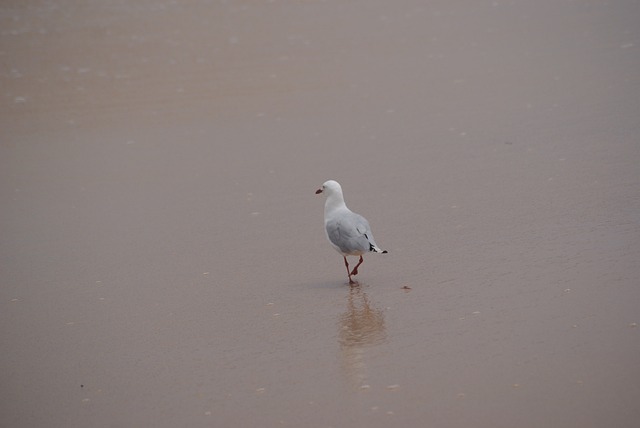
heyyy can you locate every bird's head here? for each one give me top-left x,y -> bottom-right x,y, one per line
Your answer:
315,180 -> 342,196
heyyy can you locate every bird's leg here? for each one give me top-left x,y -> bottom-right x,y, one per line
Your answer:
344,256 -> 355,284
350,255 -> 364,276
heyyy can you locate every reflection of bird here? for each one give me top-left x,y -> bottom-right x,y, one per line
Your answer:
315,180 -> 387,284
338,287 -> 386,388
339,289 -> 386,348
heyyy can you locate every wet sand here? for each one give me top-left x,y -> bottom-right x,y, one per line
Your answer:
1,1 -> 639,427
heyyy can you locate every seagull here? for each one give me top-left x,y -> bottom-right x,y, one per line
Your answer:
315,180 -> 387,284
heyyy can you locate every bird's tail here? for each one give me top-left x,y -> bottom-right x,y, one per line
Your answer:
365,234 -> 388,254
371,245 -> 388,254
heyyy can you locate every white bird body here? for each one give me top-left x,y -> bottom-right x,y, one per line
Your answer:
316,180 -> 387,283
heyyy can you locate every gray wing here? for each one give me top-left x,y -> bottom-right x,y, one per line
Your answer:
325,211 -> 377,255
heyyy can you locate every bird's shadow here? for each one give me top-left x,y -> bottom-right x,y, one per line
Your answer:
304,278 -> 371,290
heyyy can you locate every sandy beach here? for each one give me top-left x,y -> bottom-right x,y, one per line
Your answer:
1,1 -> 639,427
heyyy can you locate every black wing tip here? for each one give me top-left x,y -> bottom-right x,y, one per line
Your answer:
382,250 -> 388,254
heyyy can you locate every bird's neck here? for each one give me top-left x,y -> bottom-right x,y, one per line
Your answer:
324,192 -> 347,217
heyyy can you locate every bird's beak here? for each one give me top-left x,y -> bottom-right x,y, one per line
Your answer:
315,188 -> 323,194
